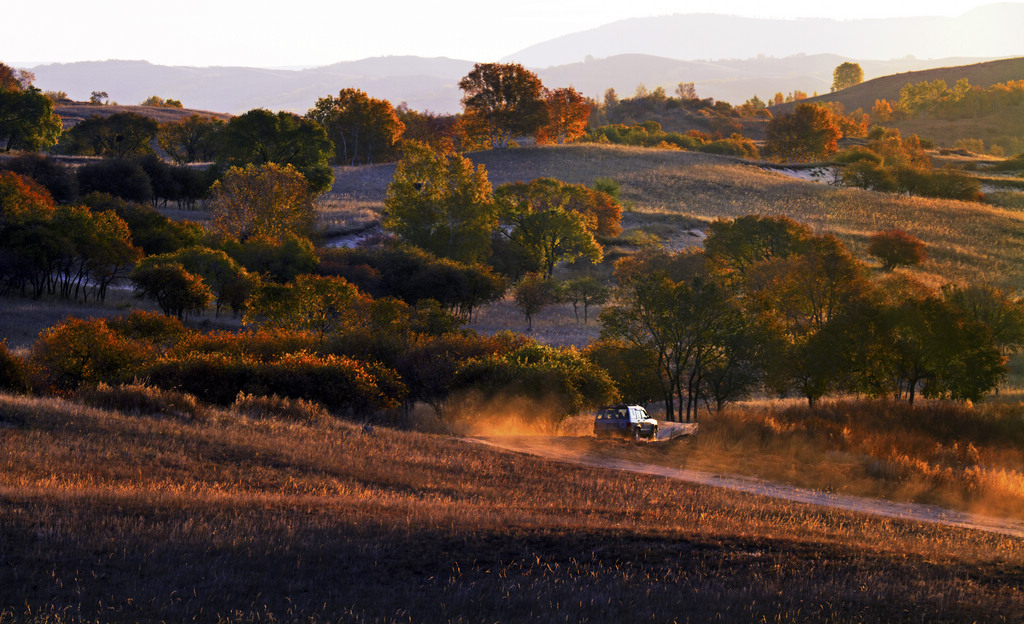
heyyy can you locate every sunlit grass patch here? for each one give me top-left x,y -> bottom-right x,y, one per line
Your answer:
314,195 -> 383,237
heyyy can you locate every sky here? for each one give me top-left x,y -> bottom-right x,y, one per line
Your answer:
5,0 -> 1013,68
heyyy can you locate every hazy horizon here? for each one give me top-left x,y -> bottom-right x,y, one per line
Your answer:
6,0 -> 1017,69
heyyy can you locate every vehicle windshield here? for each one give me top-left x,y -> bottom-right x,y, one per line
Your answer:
596,407 -> 629,420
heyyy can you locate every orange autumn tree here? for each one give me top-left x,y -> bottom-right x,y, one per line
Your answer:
764,103 -> 842,162
536,87 -> 590,145
458,63 -> 547,149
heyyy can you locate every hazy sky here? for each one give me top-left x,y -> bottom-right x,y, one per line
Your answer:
6,0 -> 1012,67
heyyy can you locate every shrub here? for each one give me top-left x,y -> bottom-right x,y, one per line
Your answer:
130,262 -> 213,319
834,146 -> 884,165
0,340 -> 29,393
104,311 -> 188,348
698,136 -> 759,158
169,328 -> 319,361
452,341 -> 617,422
222,233 -> 318,283
143,351 -> 404,415
0,153 -> 77,203
82,193 -> 205,256
230,392 -> 331,424
842,161 -> 897,192
317,244 -> 506,316
74,382 -> 210,421
28,317 -> 151,394
77,159 -> 153,203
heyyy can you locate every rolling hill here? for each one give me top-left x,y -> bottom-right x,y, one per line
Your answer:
54,102 -> 233,128
29,54 -> 1009,117
504,4 -> 1024,68
772,56 -> 1024,114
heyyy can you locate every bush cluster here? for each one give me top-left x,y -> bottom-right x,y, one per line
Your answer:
583,122 -> 759,158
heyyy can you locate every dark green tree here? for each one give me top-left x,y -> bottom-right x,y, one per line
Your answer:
704,215 -> 814,285
130,262 -> 212,319
513,272 -> 560,331
157,114 -> 223,164
601,251 -> 740,422
561,276 -> 610,323
59,113 -> 158,158
0,87 -> 62,152
495,178 -> 604,278
218,109 -> 334,194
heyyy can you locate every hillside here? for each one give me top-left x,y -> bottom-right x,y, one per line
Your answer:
54,102 -> 233,127
2,392 -> 1021,622
25,54 -> 1009,116
772,56 -> 1024,115
504,4 -> 1024,68
536,53 -> 1006,109
330,144 -> 1024,291
31,58 -> 472,115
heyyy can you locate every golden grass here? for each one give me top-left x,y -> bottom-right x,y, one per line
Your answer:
1,391 -> 1023,621
314,195 -> 383,238
555,398 -> 1024,520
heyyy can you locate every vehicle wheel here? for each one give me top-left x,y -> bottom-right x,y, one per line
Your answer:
633,427 -> 641,441
651,426 -> 659,440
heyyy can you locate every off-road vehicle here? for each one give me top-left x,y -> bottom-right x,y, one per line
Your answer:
593,404 -> 658,440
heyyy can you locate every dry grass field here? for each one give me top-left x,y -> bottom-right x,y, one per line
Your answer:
54,103 -> 233,128
2,391 -> 1023,622
6,143 -> 1024,620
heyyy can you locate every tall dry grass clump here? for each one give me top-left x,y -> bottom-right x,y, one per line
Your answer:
693,399 -> 1024,517
229,391 -> 333,424
74,382 -> 211,422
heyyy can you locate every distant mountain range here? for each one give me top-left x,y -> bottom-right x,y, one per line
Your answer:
30,57 -> 476,116
24,4 -> 1024,115
503,4 -> 1024,67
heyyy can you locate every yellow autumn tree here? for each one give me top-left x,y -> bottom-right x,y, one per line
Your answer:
210,163 -> 315,243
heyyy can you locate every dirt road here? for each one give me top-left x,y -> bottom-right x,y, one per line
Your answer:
469,435 -> 1024,539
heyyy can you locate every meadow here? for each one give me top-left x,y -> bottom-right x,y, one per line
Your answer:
2,390 -> 1023,622
5,143 -> 1024,621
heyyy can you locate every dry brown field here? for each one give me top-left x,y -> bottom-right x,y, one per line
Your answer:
2,392 -> 1023,622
